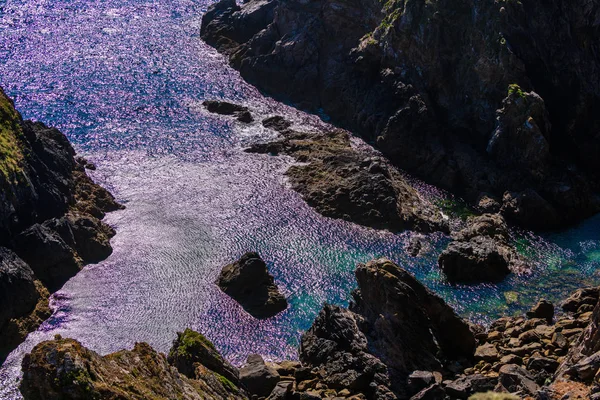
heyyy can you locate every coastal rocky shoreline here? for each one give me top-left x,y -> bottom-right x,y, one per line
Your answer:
0,87 -> 122,362
18,258 -> 600,400
200,0 -> 600,231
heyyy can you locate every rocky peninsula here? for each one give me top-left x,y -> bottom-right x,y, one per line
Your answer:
200,0 -> 600,230
0,87 -> 122,362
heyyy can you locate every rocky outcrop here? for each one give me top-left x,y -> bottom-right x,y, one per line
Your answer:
299,258 -> 476,399
168,328 -> 240,385
201,0 -> 600,229
438,214 -> 526,283
20,336 -> 246,400
0,87 -> 122,361
239,354 -> 280,398
217,252 -> 287,319
204,101 -> 448,233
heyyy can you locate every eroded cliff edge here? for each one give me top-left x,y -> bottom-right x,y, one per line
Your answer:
200,0 -> 600,230
0,87 -> 122,361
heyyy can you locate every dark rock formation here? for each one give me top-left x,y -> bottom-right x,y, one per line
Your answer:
217,252 -> 287,319
168,328 -> 240,385
0,87 -> 122,361
203,100 -> 253,123
526,299 -> 554,324
299,258 -> 476,399
20,337 -> 246,400
201,0 -> 600,229
438,214 -> 525,283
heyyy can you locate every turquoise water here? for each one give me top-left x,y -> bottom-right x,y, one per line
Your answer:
0,0 -> 598,397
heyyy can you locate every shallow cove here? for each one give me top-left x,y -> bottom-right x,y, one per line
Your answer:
0,0 -> 599,397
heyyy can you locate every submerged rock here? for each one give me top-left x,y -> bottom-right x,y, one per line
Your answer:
203,100 -> 254,123
20,337 -> 246,400
216,252 -> 287,319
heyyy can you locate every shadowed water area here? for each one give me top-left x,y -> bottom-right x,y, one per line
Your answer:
0,0 -> 599,397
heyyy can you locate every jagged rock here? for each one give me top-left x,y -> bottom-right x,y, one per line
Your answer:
562,287 -> 600,313
474,343 -> 499,363
239,354 -> 280,398
300,259 -> 475,399
487,88 -> 551,181
267,380 -> 293,400
203,100 -> 254,123
217,252 -> 287,319
527,299 -> 554,324
168,328 -> 240,385
299,304 -> 396,399
497,364 -> 539,396
438,214 -> 523,283
20,337 -> 247,399
407,371 -> 437,395
14,223 -> 80,292
410,383 -> 446,400
0,248 -> 40,332
444,375 -> 497,399
201,0 -> 600,229
526,355 -> 559,373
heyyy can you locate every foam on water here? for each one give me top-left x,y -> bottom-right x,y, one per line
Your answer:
0,0 -> 599,397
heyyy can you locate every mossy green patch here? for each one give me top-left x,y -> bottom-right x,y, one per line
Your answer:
0,92 -> 24,182
173,328 -> 219,359
216,373 -> 238,393
0,91 -> 25,182
508,83 -> 526,99
435,198 -> 477,221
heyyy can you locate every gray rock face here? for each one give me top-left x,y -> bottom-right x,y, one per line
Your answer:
239,354 -> 280,398
497,364 -> 539,396
0,248 -> 39,331
217,252 -> 287,319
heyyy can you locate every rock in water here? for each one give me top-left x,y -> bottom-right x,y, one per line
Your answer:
438,214 -> 524,283
216,252 -> 287,319
20,337 -> 246,400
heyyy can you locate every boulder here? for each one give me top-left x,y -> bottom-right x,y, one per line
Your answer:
526,299 -> 554,324
216,252 -> 287,319
438,237 -> 511,283
167,328 -> 239,384
444,375 -> 497,399
438,214 -> 523,283
497,364 -> 539,396
239,354 -> 280,398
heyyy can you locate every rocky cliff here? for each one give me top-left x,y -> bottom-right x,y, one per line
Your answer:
201,0 -> 600,230
0,87 -> 122,362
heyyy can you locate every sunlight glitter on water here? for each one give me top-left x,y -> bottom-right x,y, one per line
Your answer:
0,0 -> 599,397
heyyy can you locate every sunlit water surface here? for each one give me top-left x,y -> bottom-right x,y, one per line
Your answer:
0,0 -> 599,397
